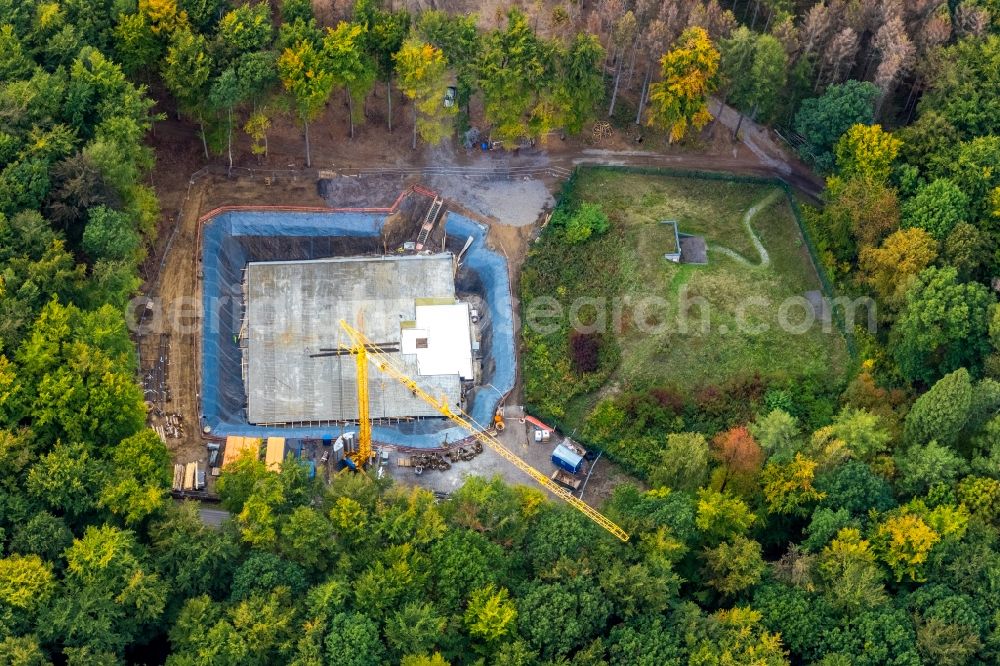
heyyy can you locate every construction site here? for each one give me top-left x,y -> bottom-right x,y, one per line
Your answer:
142,166 -> 633,539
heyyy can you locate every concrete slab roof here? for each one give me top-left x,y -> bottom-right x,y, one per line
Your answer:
245,254 -> 464,424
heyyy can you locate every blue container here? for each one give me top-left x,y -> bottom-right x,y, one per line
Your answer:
551,444 -> 584,475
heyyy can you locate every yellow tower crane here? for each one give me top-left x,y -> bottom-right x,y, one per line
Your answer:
312,333 -> 400,468
338,319 -> 629,542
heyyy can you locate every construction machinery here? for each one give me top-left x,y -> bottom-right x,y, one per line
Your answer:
310,336 -> 400,469
338,319 -> 629,543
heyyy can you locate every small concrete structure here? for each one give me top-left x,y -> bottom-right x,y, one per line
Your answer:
244,253 -> 473,425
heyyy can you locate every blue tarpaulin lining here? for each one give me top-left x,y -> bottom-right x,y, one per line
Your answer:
200,210 -> 516,448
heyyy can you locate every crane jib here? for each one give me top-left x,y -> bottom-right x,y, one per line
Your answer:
338,319 -> 630,543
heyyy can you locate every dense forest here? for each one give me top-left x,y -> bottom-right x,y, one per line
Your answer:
2,0 -> 1000,663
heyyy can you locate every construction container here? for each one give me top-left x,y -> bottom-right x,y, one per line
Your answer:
551,444 -> 584,475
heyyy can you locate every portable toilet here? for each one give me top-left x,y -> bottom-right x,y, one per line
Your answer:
551,444 -> 584,475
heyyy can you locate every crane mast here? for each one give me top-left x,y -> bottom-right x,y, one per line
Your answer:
338,319 -> 629,542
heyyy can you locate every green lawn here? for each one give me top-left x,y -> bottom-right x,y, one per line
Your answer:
521,168 -> 850,433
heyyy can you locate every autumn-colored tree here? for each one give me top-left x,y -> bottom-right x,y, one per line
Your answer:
833,124 -> 902,184
761,454 -> 826,516
646,27 -> 720,142
394,38 -> 456,150
826,177 -> 901,250
323,21 -> 376,139
875,513 -> 940,582
859,227 -> 937,311
710,425 -> 763,491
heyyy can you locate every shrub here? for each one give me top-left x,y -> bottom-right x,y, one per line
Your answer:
564,202 -> 610,244
569,331 -> 601,373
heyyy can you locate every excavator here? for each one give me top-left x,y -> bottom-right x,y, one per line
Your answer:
336,319 -> 629,543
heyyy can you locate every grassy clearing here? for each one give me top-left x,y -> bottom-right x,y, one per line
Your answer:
521,168 -> 850,440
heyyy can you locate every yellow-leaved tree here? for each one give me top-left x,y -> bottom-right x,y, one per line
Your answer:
833,123 -> 903,184
645,27 -> 720,142
395,38 -> 456,150
875,513 -> 940,582
859,226 -> 938,312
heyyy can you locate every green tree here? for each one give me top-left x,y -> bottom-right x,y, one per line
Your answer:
904,368 -> 973,446
695,488 -> 756,542
720,28 -> 787,134
99,429 -> 171,526
688,607 -> 789,665
41,525 -> 167,654
26,442 -> 102,519
817,528 -> 887,614
751,409 -> 800,461
554,33 -> 605,134
941,136 -> 1000,225
9,511 -> 74,562
161,28 -> 212,158
278,34 -> 334,167
919,34 -> 1000,140
385,602 -> 446,659
944,222 -> 989,281
562,202 -> 609,244
15,301 -> 145,447
816,460 -> 896,517
794,80 -> 878,172
464,584 -> 517,645
650,432 -> 709,492
477,9 -> 547,143
518,577 -> 611,661
149,502 -> 240,601
81,205 -> 140,264
703,536 -> 767,596
278,506 -> 336,574
324,612 -> 384,666
208,66 -> 244,174
902,178 -> 970,241
353,0 -> 409,132
829,408 -> 891,460
394,38 -> 455,150
893,267 -> 993,383
894,441 -> 968,497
